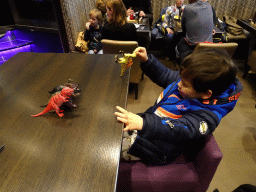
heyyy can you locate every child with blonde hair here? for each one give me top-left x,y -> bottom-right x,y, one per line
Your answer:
84,9 -> 103,54
101,0 -> 137,41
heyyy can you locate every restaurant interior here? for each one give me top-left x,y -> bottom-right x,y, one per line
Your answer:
0,0 -> 256,191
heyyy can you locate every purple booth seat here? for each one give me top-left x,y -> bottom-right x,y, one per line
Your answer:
116,134 -> 222,192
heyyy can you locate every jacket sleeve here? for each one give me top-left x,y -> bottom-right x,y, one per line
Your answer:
138,109 -> 219,142
181,7 -> 186,36
83,29 -> 90,41
140,54 -> 180,89
163,7 -> 174,29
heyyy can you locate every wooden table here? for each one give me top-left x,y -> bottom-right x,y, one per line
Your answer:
136,16 -> 150,37
0,53 -> 130,192
137,25 -> 151,37
135,16 -> 151,50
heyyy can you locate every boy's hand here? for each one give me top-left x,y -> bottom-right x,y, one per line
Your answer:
134,47 -> 148,62
86,22 -> 91,30
115,106 -> 143,132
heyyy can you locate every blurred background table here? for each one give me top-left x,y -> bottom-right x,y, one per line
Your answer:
237,19 -> 256,36
0,53 -> 130,192
131,16 -> 151,50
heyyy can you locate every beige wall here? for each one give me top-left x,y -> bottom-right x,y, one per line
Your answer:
152,0 -> 256,23
60,0 -> 256,52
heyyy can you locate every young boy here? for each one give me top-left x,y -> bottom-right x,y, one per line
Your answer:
84,9 -> 103,54
162,0 -> 185,59
115,47 -> 243,165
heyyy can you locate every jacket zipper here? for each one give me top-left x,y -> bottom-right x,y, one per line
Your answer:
165,120 -> 175,128
152,79 -> 180,112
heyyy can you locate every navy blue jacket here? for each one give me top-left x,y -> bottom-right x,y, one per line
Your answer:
84,25 -> 103,53
128,54 -> 243,165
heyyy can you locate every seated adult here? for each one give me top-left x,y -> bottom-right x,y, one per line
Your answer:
202,0 -> 219,26
95,0 -> 107,25
176,0 -> 213,63
101,0 -> 137,41
122,0 -> 153,27
162,0 -> 185,59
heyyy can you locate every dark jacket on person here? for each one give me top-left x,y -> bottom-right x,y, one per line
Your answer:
128,54 -> 243,165
102,22 -> 137,41
84,25 -> 103,53
182,0 -> 213,45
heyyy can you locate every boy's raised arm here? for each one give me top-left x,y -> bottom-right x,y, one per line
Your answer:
134,47 -> 180,89
134,47 -> 148,62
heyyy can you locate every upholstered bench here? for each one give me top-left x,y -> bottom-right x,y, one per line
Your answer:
116,134 -> 223,192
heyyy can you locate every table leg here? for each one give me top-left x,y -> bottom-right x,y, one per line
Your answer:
0,145 -> 4,153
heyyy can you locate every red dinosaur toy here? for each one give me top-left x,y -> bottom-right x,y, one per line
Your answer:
31,87 -> 76,117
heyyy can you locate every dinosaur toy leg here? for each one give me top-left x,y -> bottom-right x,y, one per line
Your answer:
52,103 -> 64,117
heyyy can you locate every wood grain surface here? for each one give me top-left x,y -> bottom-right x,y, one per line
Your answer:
0,53 -> 130,192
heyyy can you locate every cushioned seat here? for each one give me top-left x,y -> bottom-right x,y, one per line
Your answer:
116,134 -> 222,192
227,32 -> 247,42
117,156 -> 199,192
101,39 -> 143,99
194,42 -> 238,57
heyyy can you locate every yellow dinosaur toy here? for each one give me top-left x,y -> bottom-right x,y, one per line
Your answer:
115,50 -> 137,76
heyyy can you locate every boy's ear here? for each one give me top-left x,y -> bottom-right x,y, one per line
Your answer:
201,90 -> 212,100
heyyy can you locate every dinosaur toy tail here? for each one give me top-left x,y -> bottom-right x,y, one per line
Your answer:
31,113 -> 43,117
31,108 -> 52,117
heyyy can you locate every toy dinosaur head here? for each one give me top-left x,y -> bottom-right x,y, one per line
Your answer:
64,83 -> 81,94
60,87 -> 74,97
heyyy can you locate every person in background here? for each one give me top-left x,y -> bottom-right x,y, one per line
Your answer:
95,0 -> 108,25
162,0 -> 185,60
122,0 -> 153,26
115,47 -> 242,164
176,0 -> 213,63
84,9 -> 103,54
202,0 -> 219,26
101,0 -> 137,41
163,0 -> 185,38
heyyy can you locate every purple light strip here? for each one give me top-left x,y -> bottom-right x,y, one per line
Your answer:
0,44 -> 32,65
0,30 -> 34,65
0,39 -> 33,52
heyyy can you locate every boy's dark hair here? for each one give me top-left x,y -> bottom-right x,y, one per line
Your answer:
180,48 -> 237,97
89,9 -> 103,23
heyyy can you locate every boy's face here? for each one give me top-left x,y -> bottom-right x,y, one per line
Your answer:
178,79 -> 206,99
89,15 -> 99,28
